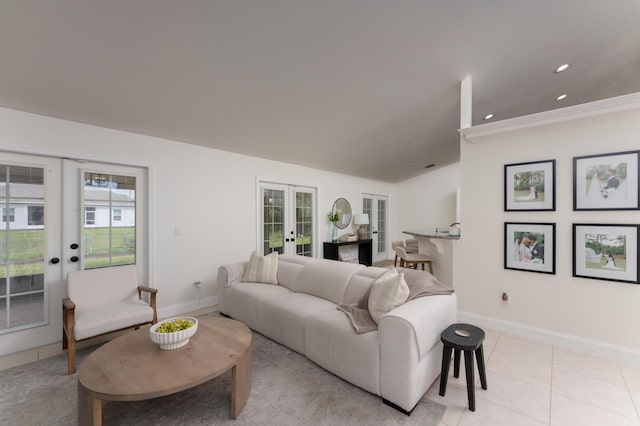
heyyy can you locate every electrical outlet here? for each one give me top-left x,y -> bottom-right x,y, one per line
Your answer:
193,281 -> 201,287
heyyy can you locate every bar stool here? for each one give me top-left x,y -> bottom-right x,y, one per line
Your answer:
393,245 -> 434,274
438,323 -> 487,411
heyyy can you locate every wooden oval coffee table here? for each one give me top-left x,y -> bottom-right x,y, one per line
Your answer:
78,316 -> 252,425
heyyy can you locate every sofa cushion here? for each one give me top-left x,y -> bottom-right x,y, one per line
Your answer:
242,251 -> 279,284
305,309 -> 381,396
222,282 -> 292,330
276,255 -> 317,290
343,267 -> 387,305
291,258 -> 364,305
368,269 -> 410,324
256,292 -> 336,354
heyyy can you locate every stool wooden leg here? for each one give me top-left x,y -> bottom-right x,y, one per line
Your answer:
394,254 -> 398,267
453,349 -> 461,378
427,261 -> 433,274
475,344 -> 487,390
464,350 -> 476,411
439,345 -> 453,396
420,262 -> 425,271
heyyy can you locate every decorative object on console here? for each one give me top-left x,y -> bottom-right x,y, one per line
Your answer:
353,213 -> 369,240
573,223 -> 639,284
339,234 -> 357,242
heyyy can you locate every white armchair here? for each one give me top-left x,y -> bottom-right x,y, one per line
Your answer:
62,265 -> 157,374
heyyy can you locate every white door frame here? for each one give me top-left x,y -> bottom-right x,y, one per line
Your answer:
362,193 -> 390,262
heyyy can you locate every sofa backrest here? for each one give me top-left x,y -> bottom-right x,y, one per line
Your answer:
277,254 -> 317,290
291,258 -> 365,305
67,265 -> 139,309
343,266 -> 388,305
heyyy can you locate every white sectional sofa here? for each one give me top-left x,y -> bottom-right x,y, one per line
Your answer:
217,254 -> 457,413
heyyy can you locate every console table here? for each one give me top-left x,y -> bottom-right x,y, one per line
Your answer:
323,239 -> 372,266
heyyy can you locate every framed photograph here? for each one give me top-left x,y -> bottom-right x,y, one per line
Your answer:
573,150 -> 640,210
504,160 -> 555,211
504,222 -> 555,274
573,224 -> 639,284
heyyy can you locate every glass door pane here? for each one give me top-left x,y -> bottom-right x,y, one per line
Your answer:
82,172 -> 136,269
377,198 -> 387,253
263,188 -> 285,254
295,191 -> 313,257
362,194 -> 389,262
0,165 -> 46,331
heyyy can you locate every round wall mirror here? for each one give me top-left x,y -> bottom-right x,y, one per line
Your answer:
332,198 -> 352,229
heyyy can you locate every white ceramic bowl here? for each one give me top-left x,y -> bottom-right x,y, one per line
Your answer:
149,317 -> 198,350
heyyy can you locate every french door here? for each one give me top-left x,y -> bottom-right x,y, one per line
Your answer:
259,182 -> 316,256
362,194 -> 389,262
0,152 -> 147,356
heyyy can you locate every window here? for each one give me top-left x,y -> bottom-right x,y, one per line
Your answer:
28,206 -> 44,226
113,209 -> 122,222
84,207 -> 96,226
2,208 -> 14,223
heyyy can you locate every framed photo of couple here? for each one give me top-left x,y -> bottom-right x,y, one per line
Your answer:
504,160 -> 555,211
573,224 -> 639,284
504,222 -> 556,274
573,150 -> 640,210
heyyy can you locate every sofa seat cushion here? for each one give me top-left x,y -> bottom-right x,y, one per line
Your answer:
256,292 -> 336,354
74,299 -> 153,340
305,309 -> 381,396
222,282 -> 292,330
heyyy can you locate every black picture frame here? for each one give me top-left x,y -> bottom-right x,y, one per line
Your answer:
573,150 -> 640,210
573,224 -> 640,284
504,160 -> 555,211
504,222 -> 556,274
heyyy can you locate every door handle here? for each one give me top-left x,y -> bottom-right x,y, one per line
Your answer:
372,231 -> 378,234
70,256 -> 79,263
50,257 -> 60,264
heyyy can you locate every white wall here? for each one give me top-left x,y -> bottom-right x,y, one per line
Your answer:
0,106 -> 395,355
394,163 -> 459,239
455,95 -> 640,361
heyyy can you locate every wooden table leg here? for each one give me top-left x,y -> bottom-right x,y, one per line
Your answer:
78,381 -> 102,426
231,344 -> 252,419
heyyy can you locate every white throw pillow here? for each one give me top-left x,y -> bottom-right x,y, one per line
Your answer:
368,268 -> 410,324
241,251 -> 279,284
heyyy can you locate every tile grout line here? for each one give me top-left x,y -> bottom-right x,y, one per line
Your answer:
619,361 -> 640,421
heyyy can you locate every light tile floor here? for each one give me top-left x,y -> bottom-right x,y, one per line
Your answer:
427,328 -> 640,425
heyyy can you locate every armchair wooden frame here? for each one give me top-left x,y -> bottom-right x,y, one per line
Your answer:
62,285 -> 158,374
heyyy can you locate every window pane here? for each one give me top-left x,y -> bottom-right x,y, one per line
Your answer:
83,172 -> 136,269
1,164 -> 46,332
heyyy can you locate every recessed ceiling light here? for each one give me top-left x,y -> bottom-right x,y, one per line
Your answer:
556,94 -> 568,101
483,113 -> 494,120
555,63 -> 571,73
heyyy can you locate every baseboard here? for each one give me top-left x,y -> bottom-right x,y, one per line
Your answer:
157,296 -> 218,320
458,310 -> 640,366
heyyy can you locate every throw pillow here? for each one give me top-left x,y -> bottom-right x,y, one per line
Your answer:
367,268 -> 410,324
241,251 -> 279,285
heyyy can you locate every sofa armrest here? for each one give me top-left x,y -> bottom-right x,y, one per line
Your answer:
378,294 -> 457,411
217,262 -> 248,288
137,286 -> 158,324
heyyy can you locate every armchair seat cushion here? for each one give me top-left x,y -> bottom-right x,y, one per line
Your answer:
74,299 -> 154,340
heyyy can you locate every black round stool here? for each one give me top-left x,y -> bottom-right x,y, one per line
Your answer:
438,323 -> 487,411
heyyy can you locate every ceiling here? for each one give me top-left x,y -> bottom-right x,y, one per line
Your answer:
1,1 -> 639,182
